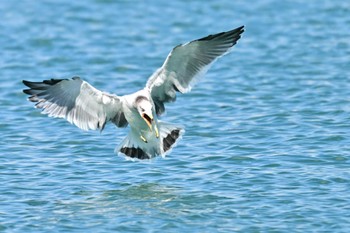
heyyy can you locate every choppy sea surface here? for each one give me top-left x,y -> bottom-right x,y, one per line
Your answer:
1,0 -> 350,232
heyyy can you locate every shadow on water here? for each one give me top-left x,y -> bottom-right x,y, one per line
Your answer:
68,182 -> 222,211
53,182 -> 231,225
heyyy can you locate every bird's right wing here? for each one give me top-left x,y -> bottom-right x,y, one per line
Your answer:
23,77 -> 128,131
146,25 -> 244,115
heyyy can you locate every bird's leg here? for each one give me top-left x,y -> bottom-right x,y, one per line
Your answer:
140,134 -> 148,143
154,125 -> 159,138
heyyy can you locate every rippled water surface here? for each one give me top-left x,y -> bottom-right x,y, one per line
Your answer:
1,0 -> 350,232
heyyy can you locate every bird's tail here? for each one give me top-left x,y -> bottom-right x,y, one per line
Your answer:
158,121 -> 184,157
115,121 -> 184,160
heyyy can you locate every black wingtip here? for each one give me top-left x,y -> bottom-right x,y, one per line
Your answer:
22,80 -> 35,96
197,25 -> 245,42
22,80 -> 31,87
43,78 -> 65,85
230,25 -> 245,35
23,89 -> 32,95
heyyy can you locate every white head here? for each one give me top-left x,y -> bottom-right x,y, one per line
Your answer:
135,96 -> 154,130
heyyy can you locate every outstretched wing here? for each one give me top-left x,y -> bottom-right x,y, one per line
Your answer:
146,25 -> 244,115
23,77 -> 128,131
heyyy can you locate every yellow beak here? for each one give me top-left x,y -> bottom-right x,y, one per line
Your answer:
142,113 -> 159,138
142,113 -> 153,131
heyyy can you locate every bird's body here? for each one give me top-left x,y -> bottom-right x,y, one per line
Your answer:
23,25 -> 244,159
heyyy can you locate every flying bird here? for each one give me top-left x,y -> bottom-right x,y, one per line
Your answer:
23,25 -> 244,160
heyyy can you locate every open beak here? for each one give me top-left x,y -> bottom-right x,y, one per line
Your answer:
142,113 -> 153,131
141,113 -> 159,138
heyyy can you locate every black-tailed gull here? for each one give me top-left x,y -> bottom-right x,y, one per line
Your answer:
23,25 -> 244,159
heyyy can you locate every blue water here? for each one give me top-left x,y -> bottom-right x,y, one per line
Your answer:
1,0 -> 350,232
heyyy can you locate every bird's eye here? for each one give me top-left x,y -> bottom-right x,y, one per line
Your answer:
141,108 -> 145,112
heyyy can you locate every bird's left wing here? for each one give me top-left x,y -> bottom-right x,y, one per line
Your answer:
146,25 -> 244,115
23,77 -> 128,131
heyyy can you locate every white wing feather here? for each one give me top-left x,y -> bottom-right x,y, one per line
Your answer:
23,77 -> 127,131
146,25 -> 244,115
